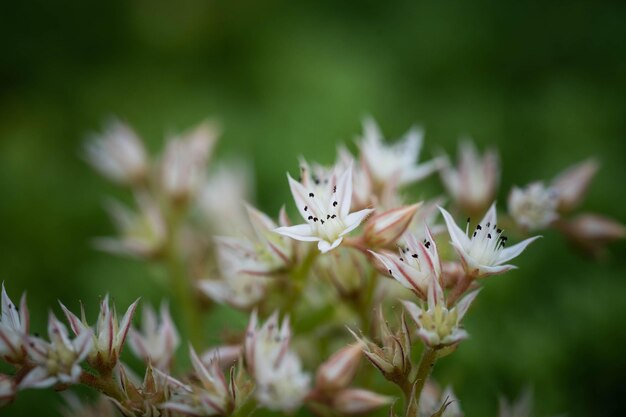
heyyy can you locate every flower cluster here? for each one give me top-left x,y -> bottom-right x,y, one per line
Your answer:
2,116 -> 622,417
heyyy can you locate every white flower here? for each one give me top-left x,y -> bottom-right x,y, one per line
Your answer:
198,160 -> 255,235
60,295 -> 138,370
440,140 -> 499,214
160,121 -> 219,204
370,226 -> 441,299
84,119 -> 149,186
337,145 -> 374,210
508,182 -> 559,231
20,314 -> 93,389
160,347 -> 235,416
402,278 -> 479,347
0,283 -> 29,364
128,302 -> 180,370
244,311 -> 310,411
95,193 -> 167,259
439,204 -> 541,278
359,117 -> 442,188
275,164 -> 374,253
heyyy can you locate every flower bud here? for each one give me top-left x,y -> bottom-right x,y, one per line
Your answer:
363,204 -> 420,248
551,158 -> 598,212
201,344 -> 242,370
0,375 -> 16,407
332,388 -> 392,414
508,182 -> 559,231
556,213 -> 626,256
316,344 -> 362,392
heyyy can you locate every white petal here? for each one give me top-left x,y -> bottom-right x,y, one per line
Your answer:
456,289 -> 481,321
496,236 -> 541,264
479,202 -> 498,228
318,238 -> 342,253
117,299 -> 139,353
287,174 -> 318,220
438,207 -> 470,249
274,224 -> 318,242
401,300 -> 423,326
340,209 -> 374,237
335,164 -> 354,218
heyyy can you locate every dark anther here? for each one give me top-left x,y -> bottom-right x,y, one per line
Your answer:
487,233 -> 492,239
399,257 -> 404,261
331,214 -> 336,219
304,206 -> 308,211
321,220 -> 325,224
497,228 -> 502,234
476,224 -> 482,230
425,241 -> 431,248
486,222 -> 491,227
327,215 -> 330,219
308,216 -> 313,220
467,217 -> 470,223
333,185 -> 337,193
473,231 -> 477,237
412,254 -> 418,258
309,193 -> 314,198
333,201 -> 338,207
388,269 -> 393,275
313,217 -> 318,222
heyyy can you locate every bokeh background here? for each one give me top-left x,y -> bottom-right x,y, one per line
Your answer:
1,0 -> 626,416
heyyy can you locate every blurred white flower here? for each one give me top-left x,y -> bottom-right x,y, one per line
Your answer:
160,121 -> 219,204
0,283 -> 29,364
402,277 -> 479,347
128,302 -> 180,370
315,344 -> 362,392
95,193 -> 167,259
160,347 -> 235,416
439,204 -> 540,278
358,117 -> 442,188
332,388 -> 392,415
508,182 -> 559,231
198,160 -> 255,236
201,344 -> 242,370
84,119 -> 149,186
244,311 -> 310,411
60,295 -> 138,370
370,226 -> 441,299
440,140 -> 499,214
275,164 -> 374,253
419,384 -> 463,417
21,314 -> 92,389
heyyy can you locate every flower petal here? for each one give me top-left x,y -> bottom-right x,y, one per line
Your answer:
274,224 -> 318,242
340,208 -> 374,237
438,207 -> 470,249
496,236 -> 541,265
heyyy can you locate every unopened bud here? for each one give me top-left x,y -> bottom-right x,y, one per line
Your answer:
0,375 -> 16,407
201,344 -> 242,370
332,388 -> 392,414
316,344 -> 362,391
551,158 -> 598,213
364,204 -> 420,247
557,213 -> 625,256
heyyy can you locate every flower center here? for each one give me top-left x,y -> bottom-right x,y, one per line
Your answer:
465,219 -> 508,265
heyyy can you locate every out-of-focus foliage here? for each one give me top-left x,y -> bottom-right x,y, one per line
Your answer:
0,0 -> 625,416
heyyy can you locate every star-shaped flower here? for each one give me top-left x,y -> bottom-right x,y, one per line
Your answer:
439,204 -> 540,278
275,164 -> 373,253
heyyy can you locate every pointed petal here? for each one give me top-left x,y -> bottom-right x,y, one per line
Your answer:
497,236 -> 541,264
117,299 -> 140,353
401,300 -> 423,326
288,174 -> 319,219
340,208 -> 374,237
58,302 -> 86,336
318,238 -> 342,253
335,164 -> 354,218
455,289 -> 481,321
479,202 -> 498,228
274,224 -> 318,242
438,207 -> 470,249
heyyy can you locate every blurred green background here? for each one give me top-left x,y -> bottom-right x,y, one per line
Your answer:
1,0 -> 625,416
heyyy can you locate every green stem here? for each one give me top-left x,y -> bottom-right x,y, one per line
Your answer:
285,247 -> 318,316
80,371 -> 125,403
407,347 -> 438,417
164,204 -> 202,348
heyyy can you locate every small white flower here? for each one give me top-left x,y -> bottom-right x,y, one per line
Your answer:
128,302 -> 180,370
160,347 -> 235,416
244,311 -> 310,411
370,226 -> 441,299
402,278 -> 479,347
84,119 -> 149,186
0,283 -> 29,364
508,182 -> 559,231
160,121 -> 219,204
359,117 -> 442,188
440,139 -> 499,214
21,314 -> 93,389
275,164 -> 374,253
95,193 -> 167,259
439,204 -> 541,278
60,295 -> 139,370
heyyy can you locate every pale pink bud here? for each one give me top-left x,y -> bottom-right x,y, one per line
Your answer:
0,375 -> 16,407
316,344 -> 362,391
551,158 -> 598,212
557,213 -> 625,256
363,204 -> 420,247
332,388 -> 392,414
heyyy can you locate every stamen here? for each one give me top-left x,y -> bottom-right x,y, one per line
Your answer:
304,206 -> 308,211
333,201 -> 338,207
309,193 -> 314,198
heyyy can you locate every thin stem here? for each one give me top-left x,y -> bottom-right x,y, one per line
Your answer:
407,347 -> 438,417
80,371 -> 125,403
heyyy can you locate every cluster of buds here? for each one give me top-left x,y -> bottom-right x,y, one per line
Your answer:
508,159 -> 625,256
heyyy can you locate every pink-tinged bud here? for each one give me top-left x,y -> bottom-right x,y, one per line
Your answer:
556,213 -> 626,256
0,375 -> 16,407
332,388 -> 392,414
551,158 -> 598,212
201,344 -> 242,369
441,261 -> 465,289
316,344 -> 362,391
364,204 -> 421,248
